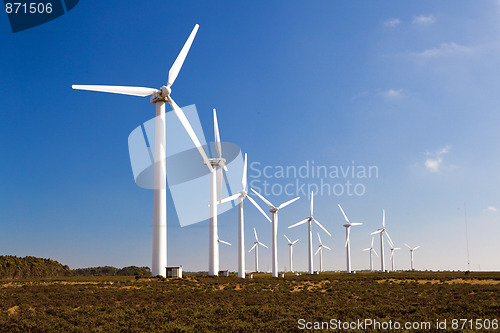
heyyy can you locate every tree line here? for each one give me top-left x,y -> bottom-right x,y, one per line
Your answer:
0,256 -> 151,279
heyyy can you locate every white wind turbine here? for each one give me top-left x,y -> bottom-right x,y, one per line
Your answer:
389,242 -> 401,272
288,192 -> 331,274
405,243 -> 420,271
72,25 -> 208,277
338,204 -> 363,273
362,237 -> 378,272
283,235 -> 299,273
315,233 -> 331,272
204,108 -> 231,276
370,209 -> 394,272
219,153 -> 271,278
249,228 -> 268,272
251,189 -> 300,277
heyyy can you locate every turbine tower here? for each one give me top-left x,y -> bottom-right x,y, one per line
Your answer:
72,25 -> 206,277
371,209 -> 394,272
362,237 -> 378,272
249,228 -> 268,272
405,243 -> 420,271
338,204 -> 363,274
315,233 -> 331,272
251,189 -> 300,277
288,192 -> 331,274
219,154 -> 271,278
205,108 -> 230,276
284,235 -> 299,272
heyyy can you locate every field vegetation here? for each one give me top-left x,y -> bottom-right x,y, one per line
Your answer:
0,270 -> 498,332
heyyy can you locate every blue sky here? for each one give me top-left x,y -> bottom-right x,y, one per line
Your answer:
1,1 -> 499,272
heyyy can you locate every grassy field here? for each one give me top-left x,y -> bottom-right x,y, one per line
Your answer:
0,271 -> 498,332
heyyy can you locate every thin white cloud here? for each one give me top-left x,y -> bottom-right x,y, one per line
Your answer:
424,145 -> 451,173
414,42 -> 474,58
380,89 -> 404,100
384,18 -> 401,27
484,206 -> 498,213
413,15 -> 436,25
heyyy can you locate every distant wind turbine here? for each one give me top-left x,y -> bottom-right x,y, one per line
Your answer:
338,204 -> 363,273
362,237 -> 378,272
371,209 -> 394,272
219,153 -> 271,278
389,243 -> 401,272
249,228 -> 268,272
284,234 -> 299,273
405,243 -> 420,271
288,192 -> 331,274
252,189 -> 300,277
315,233 -> 331,272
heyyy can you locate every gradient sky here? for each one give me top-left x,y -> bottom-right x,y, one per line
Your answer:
1,1 -> 499,272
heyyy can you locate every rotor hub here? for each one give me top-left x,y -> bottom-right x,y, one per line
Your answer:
206,158 -> 226,167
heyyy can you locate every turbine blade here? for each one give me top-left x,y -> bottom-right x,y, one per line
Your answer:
167,96 -> 213,172
323,245 -> 331,251
383,209 -> 385,228
345,227 -> 350,247
284,234 -> 292,244
219,192 -> 241,205
288,218 -> 309,229
219,239 -> 232,246
385,231 -> 394,248
315,247 -> 321,255
253,227 -> 258,242
246,195 -> 272,223
259,242 -> 269,249
292,239 -> 299,244
168,24 -> 199,87
278,196 -> 300,210
313,218 -> 331,237
371,237 -> 374,248
371,230 -> 382,235
351,223 -> 363,226
363,248 -> 370,251
404,243 -> 411,249
414,246 -> 421,251
338,204 -> 350,223
213,109 -> 222,158
242,153 -> 248,190
372,249 -> 378,257
317,232 -> 322,245
72,85 -> 157,97
249,243 -> 257,253
310,191 -> 314,217
250,188 -> 275,208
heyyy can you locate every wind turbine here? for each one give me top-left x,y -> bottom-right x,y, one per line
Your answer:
371,209 -> 394,272
284,235 -> 299,273
389,243 -> 401,271
405,243 -> 420,271
251,189 -> 300,277
338,204 -> 363,273
288,192 -> 331,274
217,236 -> 231,247
203,108 -> 232,276
219,153 -> 271,278
315,233 -> 331,272
72,25 -> 208,277
249,228 -> 268,272
362,237 -> 378,272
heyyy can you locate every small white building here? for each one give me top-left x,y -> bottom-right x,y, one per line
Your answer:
165,266 -> 183,278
